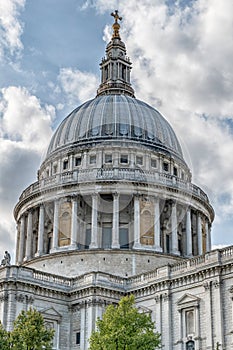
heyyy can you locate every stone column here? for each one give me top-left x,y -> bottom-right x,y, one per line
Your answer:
6,291 -> 16,331
204,282 -> 213,349
177,310 -> 183,350
145,153 -> 150,170
70,197 -> 78,248
25,211 -> 33,260
51,200 -> 59,251
186,208 -> 192,256
18,215 -> 25,264
112,193 -> 120,249
36,204 -> 45,256
171,201 -> 179,255
113,151 -> 118,167
197,213 -> 203,255
206,220 -> 211,252
154,198 -> 162,252
90,194 -> 98,249
162,292 -> 171,349
87,302 -> 95,349
80,306 -> 86,350
154,295 -> 162,335
133,195 -> 141,249
213,278 -> 225,348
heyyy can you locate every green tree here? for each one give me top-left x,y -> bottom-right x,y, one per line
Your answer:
89,295 -> 161,350
10,308 -> 54,350
0,321 -> 10,350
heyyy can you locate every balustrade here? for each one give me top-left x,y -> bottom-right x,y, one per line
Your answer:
18,167 -> 210,204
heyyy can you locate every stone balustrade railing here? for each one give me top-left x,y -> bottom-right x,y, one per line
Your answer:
18,167 -> 209,203
0,245 -> 232,291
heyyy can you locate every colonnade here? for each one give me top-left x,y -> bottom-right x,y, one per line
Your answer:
16,193 -> 212,264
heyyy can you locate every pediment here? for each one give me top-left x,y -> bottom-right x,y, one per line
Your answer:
137,305 -> 152,314
40,307 -> 62,321
177,294 -> 200,310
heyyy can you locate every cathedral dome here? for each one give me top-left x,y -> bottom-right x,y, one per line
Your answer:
46,94 -> 183,160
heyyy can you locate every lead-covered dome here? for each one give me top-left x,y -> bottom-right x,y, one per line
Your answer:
47,94 -> 183,160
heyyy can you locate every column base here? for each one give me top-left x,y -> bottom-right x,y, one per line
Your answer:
112,243 -> 120,249
171,250 -> 180,256
35,251 -> 43,257
133,242 -> 142,249
50,248 -> 58,254
89,244 -> 98,249
153,246 -> 163,253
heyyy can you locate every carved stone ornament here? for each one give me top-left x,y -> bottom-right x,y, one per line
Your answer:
0,293 -> 9,302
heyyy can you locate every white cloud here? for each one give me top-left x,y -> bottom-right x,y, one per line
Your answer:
0,86 -> 54,258
0,0 -> 25,59
58,67 -> 99,106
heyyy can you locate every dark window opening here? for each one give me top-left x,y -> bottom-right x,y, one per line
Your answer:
75,157 -> 82,166
122,65 -> 126,80
63,160 -> 68,170
173,167 -> 178,176
76,332 -> 80,345
166,235 -> 170,252
105,66 -> 108,80
105,154 -> 112,163
120,154 -> 128,164
163,162 -> 169,172
85,229 -> 91,249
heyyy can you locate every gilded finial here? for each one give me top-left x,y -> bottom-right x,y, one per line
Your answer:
111,10 -> 122,39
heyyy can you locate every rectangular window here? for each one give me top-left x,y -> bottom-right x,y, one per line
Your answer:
89,155 -> 96,164
76,332 -> 80,345
173,167 -> 178,176
163,162 -> 169,172
151,158 -> 157,168
136,156 -> 143,165
63,160 -> 68,170
75,157 -> 82,166
53,165 -> 57,174
120,154 -> 128,164
105,154 -> 112,164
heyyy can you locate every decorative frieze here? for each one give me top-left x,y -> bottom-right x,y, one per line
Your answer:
15,294 -> 34,304
0,293 -> 8,302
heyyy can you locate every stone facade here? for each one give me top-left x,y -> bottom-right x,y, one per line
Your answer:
1,248 -> 233,349
0,11 -> 231,350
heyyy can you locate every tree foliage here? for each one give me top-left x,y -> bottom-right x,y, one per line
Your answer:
89,295 -> 161,350
0,308 -> 54,350
0,321 -> 10,350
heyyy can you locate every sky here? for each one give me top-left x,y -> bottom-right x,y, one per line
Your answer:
0,0 -> 233,259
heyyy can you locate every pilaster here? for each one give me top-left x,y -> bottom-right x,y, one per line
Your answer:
90,194 -> 98,249
25,211 -> 33,260
112,193 -> 120,249
51,199 -> 59,252
171,201 -> 179,255
133,195 -> 141,249
36,204 -> 45,256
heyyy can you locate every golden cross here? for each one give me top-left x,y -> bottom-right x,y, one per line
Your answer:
111,10 -> 122,24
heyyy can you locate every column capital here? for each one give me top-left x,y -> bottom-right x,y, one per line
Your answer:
113,192 -> 119,198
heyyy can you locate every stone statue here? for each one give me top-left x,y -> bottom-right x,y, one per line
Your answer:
1,251 -> 11,266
